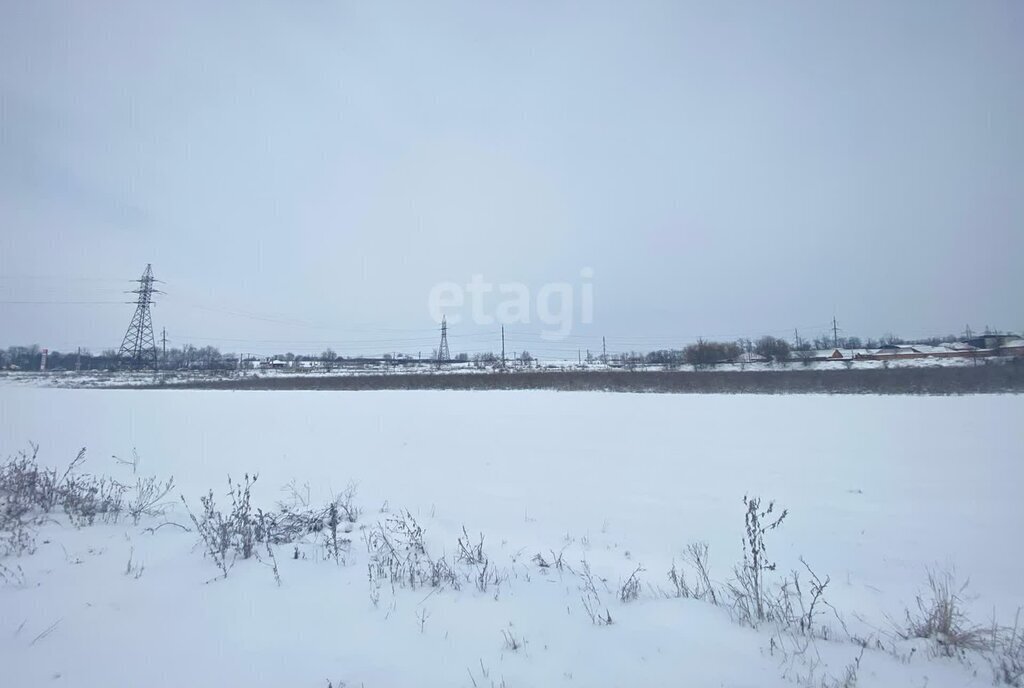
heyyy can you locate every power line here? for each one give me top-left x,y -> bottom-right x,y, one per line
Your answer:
0,300 -> 131,304
0,275 -> 135,282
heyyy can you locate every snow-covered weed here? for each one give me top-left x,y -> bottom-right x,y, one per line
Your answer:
618,564 -> 643,603
666,541 -> 720,604
127,475 -> 175,525
457,526 -> 486,565
181,472 -> 354,580
0,560 -> 26,587
992,609 -> 1024,686
532,548 -> 572,574
728,495 -> 789,626
579,559 -> 613,625
501,627 -> 524,652
1,445 -> 175,556
900,568 -> 990,656
0,445 -> 127,527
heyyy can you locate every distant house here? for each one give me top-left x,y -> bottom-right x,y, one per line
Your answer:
966,333 -> 1021,350
794,348 -> 867,362
995,339 -> 1024,356
853,341 -> 1006,361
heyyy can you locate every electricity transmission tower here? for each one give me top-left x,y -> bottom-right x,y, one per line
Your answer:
436,316 -> 451,363
117,264 -> 161,370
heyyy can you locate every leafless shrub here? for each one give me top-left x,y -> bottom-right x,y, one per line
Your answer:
181,490 -> 232,579
128,475 -> 175,525
364,513 -> 506,599
257,510 -> 281,586
619,565 -> 643,603
458,526 -> 486,565
1,446 -> 137,534
61,474 -> 128,527
992,608 -> 1024,686
533,548 -> 572,574
1,445 -> 81,516
323,502 -> 347,564
266,492 -> 343,545
180,475 -> 259,579
900,568 -> 990,657
684,541 -> 719,605
365,511 -> 442,591
790,557 -> 848,640
429,556 -> 461,591
665,546 -> 719,604
182,472 -> 342,580
667,560 -> 691,598
388,509 -> 427,556
335,482 -> 361,523
728,495 -> 788,626
474,557 -> 506,595
579,560 -> 613,625
2,515 -> 37,557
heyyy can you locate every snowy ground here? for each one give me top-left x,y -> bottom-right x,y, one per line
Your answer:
0,387 -> 1022,687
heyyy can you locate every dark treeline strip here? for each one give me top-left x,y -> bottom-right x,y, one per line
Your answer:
122,361 -> 1024,395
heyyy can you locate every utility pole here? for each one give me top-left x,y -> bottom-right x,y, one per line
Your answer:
794,329 -> 802,350
578,349 -> 581,365
602,336 -> 607,363
501,325 -> 506,367
161,328 -> 167,362
832,316 -> 839,349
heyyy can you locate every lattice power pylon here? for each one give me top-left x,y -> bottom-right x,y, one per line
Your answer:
437,316 -> 451,364
118,264 -> 161,370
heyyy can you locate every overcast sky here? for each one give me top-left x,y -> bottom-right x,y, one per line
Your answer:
1,1 -> 1021,357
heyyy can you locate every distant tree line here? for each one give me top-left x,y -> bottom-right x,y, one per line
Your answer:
0,327 -> 1012,372
0,345 -> 238,372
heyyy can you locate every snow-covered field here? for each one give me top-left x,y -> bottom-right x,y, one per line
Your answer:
1,386 -> 1022,687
